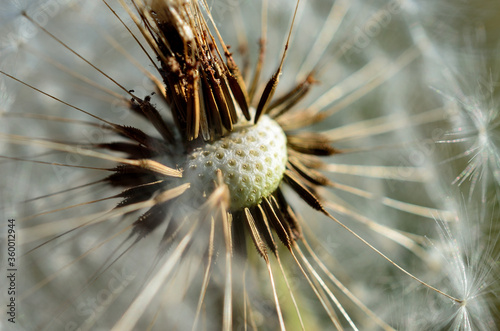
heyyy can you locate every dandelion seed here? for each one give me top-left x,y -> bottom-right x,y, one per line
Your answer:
397,199 -> 499,331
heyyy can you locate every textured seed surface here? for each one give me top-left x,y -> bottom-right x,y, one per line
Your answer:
185,115 -> 287,209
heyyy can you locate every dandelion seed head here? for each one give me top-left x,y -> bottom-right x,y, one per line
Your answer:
2,0 -> 499,329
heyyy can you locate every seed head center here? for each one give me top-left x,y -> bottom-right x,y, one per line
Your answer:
185,115 -> 288,210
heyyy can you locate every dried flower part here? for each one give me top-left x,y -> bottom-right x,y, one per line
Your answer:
133,0 -> 250,141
